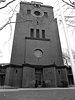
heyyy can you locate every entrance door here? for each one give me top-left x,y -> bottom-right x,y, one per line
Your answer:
68,75 -> 74,85
0,74 -> 5,86
35,69 -> 43,87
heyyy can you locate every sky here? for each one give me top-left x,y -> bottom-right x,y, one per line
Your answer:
0,0 -> 75,64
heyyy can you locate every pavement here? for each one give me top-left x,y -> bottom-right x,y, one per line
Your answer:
0,87 -> 75,100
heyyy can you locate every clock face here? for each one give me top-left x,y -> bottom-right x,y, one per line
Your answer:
34,49 -> 43,58
31,8 -> 44,17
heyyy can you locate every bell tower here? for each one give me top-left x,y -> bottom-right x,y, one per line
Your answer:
11,1 -> 63,66
6,1 -> 69,88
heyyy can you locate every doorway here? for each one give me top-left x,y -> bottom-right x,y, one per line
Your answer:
0,74 -> 5,86
35,68 -> 43,87
68,75 -> 74,85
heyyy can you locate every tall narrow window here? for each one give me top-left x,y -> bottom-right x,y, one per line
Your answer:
30,28 -> 34,37
58,70 -> 60,74
27,9 -> 31,14
44,12 -> 48,17
42,30 -> 45,38
36,29 -> 39,38
16,70 -> 18,74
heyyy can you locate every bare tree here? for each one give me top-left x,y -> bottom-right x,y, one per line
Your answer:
53,0 -> 75,65
0,0 -> 19,58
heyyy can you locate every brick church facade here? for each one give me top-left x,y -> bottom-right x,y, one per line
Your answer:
0,1 -> 74,88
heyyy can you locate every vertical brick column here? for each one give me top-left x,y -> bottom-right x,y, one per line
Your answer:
22,66 -> 35,88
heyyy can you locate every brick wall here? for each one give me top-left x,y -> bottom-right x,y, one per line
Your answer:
43,67 -> 57,87
56,67 -> 68,87
5,66 -> 23,87
22,66 -> 35,87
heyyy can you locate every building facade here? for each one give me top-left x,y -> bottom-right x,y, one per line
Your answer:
0,1 -> 73,88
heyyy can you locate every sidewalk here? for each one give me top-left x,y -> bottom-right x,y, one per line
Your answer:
0,87 -> 75,100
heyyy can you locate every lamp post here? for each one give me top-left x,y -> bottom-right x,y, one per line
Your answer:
58,0 -> 75,84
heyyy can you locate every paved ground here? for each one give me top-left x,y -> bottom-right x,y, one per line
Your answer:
0,88 -> 75,100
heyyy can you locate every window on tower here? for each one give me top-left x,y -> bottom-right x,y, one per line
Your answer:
36,29 -> 40,38
44,12 -> 48,17
42,30 -> 45,38
30,28 -> 34,37
27,9 -> 31,14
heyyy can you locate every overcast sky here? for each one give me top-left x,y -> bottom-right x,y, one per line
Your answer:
0,0 -> 74,63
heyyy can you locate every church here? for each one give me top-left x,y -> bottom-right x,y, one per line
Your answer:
0,1 -> 74,88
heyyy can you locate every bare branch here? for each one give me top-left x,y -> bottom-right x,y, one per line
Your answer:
62,0 -> 74,7
63,6 -> 70,13
69,0 -> 73,4
0,0 -> 16,9
0,1 -> 20,31
65,16 -> 75,18
66,23 -> 75,27
0,21 -> 9,30
62,3 -> 68,7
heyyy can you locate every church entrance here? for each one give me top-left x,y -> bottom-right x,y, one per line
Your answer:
35,68 -> 43,87
0,74 -> 5,86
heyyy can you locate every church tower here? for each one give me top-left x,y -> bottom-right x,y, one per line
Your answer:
4,1 -> 69,88
11,1 -> 63,66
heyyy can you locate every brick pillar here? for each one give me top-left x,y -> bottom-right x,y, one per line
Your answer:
22,66 -> 35,88
43,67 -> 56,87
5,67 -> 14,86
